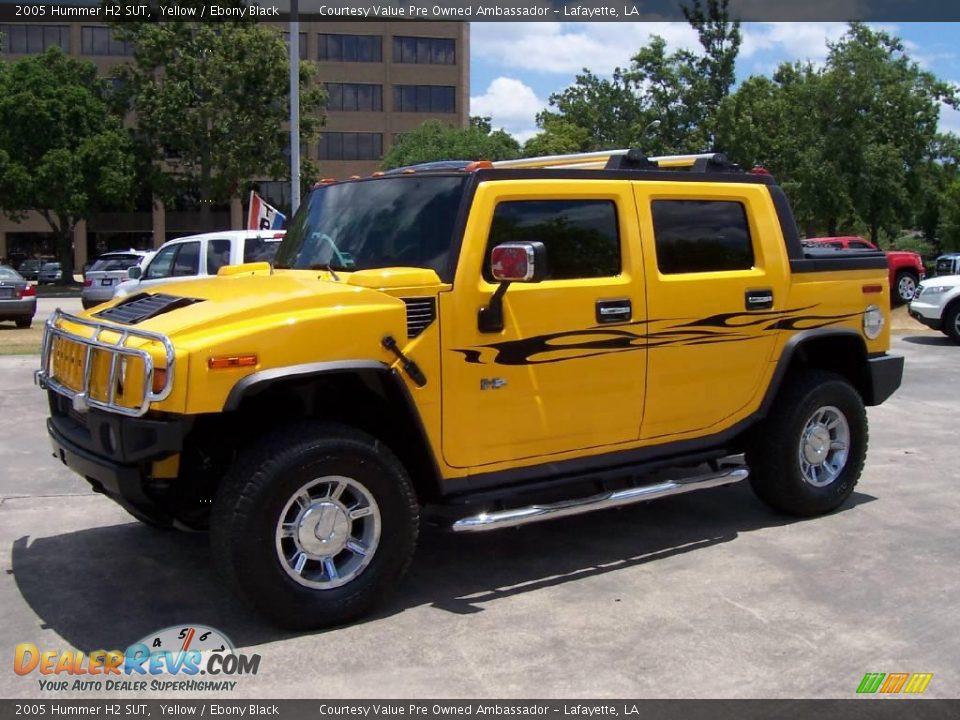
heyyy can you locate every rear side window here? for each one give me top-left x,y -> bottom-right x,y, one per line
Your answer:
651,200 -> 754,274
207,239 -> 232,274
244,237 -> 280,264
485,199 -> 620,280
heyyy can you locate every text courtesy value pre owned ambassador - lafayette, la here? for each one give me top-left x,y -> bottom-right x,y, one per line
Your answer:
35,150 -> 903,629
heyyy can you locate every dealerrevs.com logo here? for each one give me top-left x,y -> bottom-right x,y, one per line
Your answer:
14,625 -> 261,693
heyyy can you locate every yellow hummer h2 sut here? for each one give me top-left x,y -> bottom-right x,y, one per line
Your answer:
36,150 -> 903,628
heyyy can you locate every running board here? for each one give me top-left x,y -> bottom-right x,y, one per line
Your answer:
451,467 -> 749,533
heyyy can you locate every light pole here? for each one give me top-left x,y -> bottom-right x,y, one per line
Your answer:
289,0 -> 301,216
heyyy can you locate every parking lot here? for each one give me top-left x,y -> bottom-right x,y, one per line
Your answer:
0,325 -> 957,699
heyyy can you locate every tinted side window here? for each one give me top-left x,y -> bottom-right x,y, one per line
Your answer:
172,242 -> 200,277
207,239 -> 232,274
651,200 -> 754,274
485,200 -> 620,280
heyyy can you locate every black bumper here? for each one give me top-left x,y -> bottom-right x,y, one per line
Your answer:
866,354 -> 904,406
46,394 -> 191,526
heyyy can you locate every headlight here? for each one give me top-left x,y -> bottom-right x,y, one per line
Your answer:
920,285 -> 951,297
863,304 -> 884,340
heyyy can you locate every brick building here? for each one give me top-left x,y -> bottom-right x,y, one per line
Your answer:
0,20 -> 470,269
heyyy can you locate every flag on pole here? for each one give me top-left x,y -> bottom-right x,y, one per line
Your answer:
247,191 -> 286,230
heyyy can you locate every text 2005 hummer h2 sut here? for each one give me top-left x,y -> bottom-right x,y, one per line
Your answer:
37,150 -> 903,628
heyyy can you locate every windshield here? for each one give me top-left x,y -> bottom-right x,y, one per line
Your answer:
90,254 -> 142,272
274,175 -> 467,278
0,266 -> 21,279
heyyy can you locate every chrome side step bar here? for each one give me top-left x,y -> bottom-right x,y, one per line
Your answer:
451,467 -> 748,533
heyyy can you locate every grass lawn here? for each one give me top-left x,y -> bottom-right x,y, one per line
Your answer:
0,323 -> 44,355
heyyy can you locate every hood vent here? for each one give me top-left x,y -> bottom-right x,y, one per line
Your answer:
402,297 -> 437,338
94,293 -> 204,325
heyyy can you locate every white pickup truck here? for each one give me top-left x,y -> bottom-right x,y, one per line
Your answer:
114,230 -> 285,300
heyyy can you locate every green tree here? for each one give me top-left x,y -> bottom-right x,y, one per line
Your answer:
532,0 -> 741,154
113,2 -> 326,228
522,116 -> 592,157
0,48 -> 135,282
718,24 -> 956,241
381,119 -> 520,169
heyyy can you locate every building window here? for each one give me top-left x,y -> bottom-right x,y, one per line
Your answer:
392,36 -> 455,65
325,83 -> 383,112
0,25 -> 70,54
282,31 -> 307,60
651,200 -> 754,274
318,34 -> 382,63
485,200 -> 621,280
393,85 -> 456,113
319,133 -> 383,161
81,26 -> 134,56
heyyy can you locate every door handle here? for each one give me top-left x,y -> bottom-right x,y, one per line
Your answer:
745,289 -> 774,310
596,299 -> 632,324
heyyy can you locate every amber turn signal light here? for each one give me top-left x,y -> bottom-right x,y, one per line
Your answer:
208,355 -> 258,370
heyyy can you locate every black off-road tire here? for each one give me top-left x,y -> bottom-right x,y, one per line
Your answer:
746,370 -> 867,517
893,270 -> 919,305
15,318 -> 31,329
210,422 -> 419,629
943,303 -> 960,344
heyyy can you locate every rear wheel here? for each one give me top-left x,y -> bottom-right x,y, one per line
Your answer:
211,422 -> 419,629
894,271 -> 918,305
15,318 -> 31,328
747,371 -> 867,517
944,303 -> 960,344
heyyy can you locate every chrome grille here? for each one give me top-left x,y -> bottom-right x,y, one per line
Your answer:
35,309 -> 175,418
402,298 -> 437,338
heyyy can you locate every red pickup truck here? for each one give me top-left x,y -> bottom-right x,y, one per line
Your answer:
804,236 -> 925,304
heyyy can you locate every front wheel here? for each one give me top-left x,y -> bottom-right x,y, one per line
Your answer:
944,303 -> 960,344
747,371 -> 867,517
211,422 -> 420,629
894,271 -> 919,305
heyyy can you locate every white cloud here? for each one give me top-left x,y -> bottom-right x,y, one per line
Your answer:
470,77 -> 547,142
739,22 -> 848,64
470,22 -> 699,76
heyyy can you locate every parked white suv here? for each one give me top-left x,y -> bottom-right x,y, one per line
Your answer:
82,250 -> 155,309
909,275 -> 960,342
114,230 -> 284,300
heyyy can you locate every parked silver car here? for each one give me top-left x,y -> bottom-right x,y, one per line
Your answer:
37,262 -> 63,284
82,250 -> 155,309
0,265 -> 37,328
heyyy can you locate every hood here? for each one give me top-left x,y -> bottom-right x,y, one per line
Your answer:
88,270 -> 409,341
886,250 -> 922,262
921,275 -> 960,289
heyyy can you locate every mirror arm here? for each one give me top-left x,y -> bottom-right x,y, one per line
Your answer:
478,281 -> 512,334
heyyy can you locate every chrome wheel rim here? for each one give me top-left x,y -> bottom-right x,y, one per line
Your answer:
275,475 -> 381,589
798,406 -> 850,487
954,311 -> 960,337
898,275 -> 917,302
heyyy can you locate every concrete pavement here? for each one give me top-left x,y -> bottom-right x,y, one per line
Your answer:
0,335 -> 958,699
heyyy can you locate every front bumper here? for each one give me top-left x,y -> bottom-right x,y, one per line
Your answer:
908,301 -> 943,330
46,394 -> 191,526
866,354 -> 904,406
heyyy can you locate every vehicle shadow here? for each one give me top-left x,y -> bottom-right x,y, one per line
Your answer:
10,483 -> 875,652
901,335 -> 955,346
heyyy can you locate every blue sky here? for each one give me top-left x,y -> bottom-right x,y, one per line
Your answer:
468,22 -> 960,143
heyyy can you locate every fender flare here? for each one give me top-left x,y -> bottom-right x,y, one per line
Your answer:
757,328 -> 869,416
223,360 -> 444,497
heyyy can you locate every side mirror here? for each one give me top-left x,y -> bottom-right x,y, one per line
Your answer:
479,241 -> 546,333
127,266 -> 142,280
490,241 -> 547,283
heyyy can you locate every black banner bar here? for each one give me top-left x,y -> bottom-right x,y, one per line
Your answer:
2,1 -> 960,23
2,700 -> 960,720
